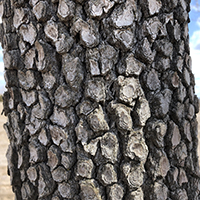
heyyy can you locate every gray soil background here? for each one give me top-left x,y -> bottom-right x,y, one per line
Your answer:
0,102 -> 200,200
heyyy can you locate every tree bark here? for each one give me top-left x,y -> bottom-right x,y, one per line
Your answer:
1,0 -> 200,199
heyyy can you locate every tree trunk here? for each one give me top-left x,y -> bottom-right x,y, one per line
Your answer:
1,0 -> 200,199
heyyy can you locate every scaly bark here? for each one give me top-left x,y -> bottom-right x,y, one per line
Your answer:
0,0 -> 200,199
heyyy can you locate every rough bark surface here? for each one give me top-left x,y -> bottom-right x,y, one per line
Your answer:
1,0 -> 200,199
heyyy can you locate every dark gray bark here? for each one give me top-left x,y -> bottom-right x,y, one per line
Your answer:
1,0 -> 200,199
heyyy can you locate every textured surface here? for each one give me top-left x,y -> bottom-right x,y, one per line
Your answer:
0,0 -> 200,199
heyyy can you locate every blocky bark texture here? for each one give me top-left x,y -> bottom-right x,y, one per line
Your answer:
1,0 -> 200,199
